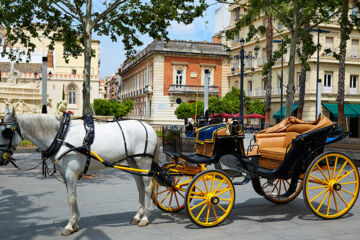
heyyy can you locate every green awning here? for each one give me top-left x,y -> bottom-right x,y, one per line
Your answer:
273,104 -> 298,119
322,103 -> 358,118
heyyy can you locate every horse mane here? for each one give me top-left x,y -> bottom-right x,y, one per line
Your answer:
16,114 -> 60,142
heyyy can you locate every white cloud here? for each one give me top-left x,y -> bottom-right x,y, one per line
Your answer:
169,21 -> 195,34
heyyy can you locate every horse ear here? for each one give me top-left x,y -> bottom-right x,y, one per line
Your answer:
11,107 -> 16,118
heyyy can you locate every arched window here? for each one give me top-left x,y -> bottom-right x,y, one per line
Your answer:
67,84 -> 77,104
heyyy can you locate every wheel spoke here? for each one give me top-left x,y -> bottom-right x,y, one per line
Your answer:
194,185 -> 206,195
215,187 -> 231,197
340,189 -> 355,196
335,160 -> 348,181
168,192 -> 174,208
336,170 -> 354,183
190,196 -> 206,199
219,198 -> 232,201
206,204 -> 211,223
316,191 -> 329,211
309,175 -> 327,185
333,156 -> 338,179
316,164 -> 330,182
308,185 -> 327,190
325,157 -> 332,180
160,191 -> 171,204
213,179 -> 225,193
212,204 -> 218,221
217,203 -> 227,213
278,179 -> 282,194
196,203 -> 208,220
326,190 -> 332,215
178,191 -> 185,198
203,177 -> 209,193
283,180 -> 288,193
157,189 -> 170,195
189,190 -> 203,197
332,191 -> 339,213
210,174 -> 215,192
272,180 -> 279,192
310,188 -> 328,202
174,192 -> 180,207
341,181 -> 357,185
190,200 -> 206,211
335,190 -> 349,207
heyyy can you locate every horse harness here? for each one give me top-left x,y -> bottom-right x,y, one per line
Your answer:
44,113 -> 153,177
0,120 -> 23,166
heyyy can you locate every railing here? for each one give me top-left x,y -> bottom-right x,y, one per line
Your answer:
168,84 -> 219,95
350,88 -> 357,94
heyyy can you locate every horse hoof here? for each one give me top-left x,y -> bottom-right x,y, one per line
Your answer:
137,220 -> 149,227
60,226 -> 79,236
130,218 -> 140,225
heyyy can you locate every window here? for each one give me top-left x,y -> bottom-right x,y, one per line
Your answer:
149,67 -> 153,86
352,7 -> 359,18
350,75 -> 358,94
234,8 -> 240,20
68,86 -> 77,104
351,39 -> 359,58
72,69 -> 77,75
248,81 -> 253,96
324,72 -> 332,93
325,37 -> 333,56
176,70 -> 184,85
204,69 -> 213,86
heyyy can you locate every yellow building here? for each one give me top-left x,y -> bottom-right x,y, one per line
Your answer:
0,27 -> 100,115
221,2 -> 360,136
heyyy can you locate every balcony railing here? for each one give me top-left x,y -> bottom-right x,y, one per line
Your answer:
168,84 -> 219,95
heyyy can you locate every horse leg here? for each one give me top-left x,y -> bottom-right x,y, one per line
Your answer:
138,175 -> 153,227
127,158 -> 145,225
135,156 -> 153,227
61,169 -> 80,236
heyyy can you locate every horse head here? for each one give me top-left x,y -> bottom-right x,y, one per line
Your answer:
0,107 -> 23,166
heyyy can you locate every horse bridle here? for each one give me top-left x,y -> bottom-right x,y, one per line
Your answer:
0,120 -> 23,165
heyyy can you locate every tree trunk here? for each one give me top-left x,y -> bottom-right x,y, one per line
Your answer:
285,30 -> 297,117
83,0 -> 93,116
265,14 -> 273,128
297,64 -> 306,119
337,0 -> 349,130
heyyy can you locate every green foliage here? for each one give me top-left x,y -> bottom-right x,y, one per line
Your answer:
247,99 -> 265,115
175,87 -> 250,119
93,99 -> 133,118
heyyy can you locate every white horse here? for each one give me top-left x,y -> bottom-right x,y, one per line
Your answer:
0,108 -> 159,236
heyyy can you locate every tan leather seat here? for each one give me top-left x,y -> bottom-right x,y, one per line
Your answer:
261,147 -> 287,161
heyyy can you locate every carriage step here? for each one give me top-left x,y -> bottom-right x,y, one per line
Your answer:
222,169 -> 244,178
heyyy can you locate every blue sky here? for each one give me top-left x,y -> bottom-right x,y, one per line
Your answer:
96,2 -> 220,79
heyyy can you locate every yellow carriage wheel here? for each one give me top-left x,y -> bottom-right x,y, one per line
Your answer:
152,163 -> 192,213
304,152 -> 359,219
185,170 -> 235,227
259,177 -> 303,204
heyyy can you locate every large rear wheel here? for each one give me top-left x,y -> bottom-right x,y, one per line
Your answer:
152,163 -> 192,213
303,152 -> 359,219
258,177 -> 303,204
185,170 -> 235,227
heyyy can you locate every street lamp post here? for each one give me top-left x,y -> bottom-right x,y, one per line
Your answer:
273,39 -> 284,120
228,38 -> 259,125
312,28 -> 331,119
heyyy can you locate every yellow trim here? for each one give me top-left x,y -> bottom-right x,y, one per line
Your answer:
195,124 -> 226,144
90,150 -> 150,174
304,153 -> 359,219
186,171 -> 234,227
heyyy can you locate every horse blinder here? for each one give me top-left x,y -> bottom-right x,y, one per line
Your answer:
2,128 -> 14,139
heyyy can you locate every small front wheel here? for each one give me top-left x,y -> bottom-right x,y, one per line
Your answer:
303,152 -> 360,219
185,170 -> 235,227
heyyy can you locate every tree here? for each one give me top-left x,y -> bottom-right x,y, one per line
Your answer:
221,86 -> 250,114
336,0 -> 354,129
223,0 -> 338,117
0,0 -> 208,115
93,98 -> 133,118
248,99 -> 265,115
264,12 -> 273,128
175,101 -> 204,119
208,96 -> 223,114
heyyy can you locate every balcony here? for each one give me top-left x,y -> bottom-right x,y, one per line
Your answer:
350,87 -> 357,94
347,49 -> 359,58
144,85 -> 153,93
168,84 -> 219,95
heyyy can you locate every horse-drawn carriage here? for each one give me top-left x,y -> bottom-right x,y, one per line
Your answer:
0,108 -> 359,233
152,116 -> 359,227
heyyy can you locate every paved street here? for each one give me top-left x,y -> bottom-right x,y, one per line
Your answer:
1,138 -> 360,240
